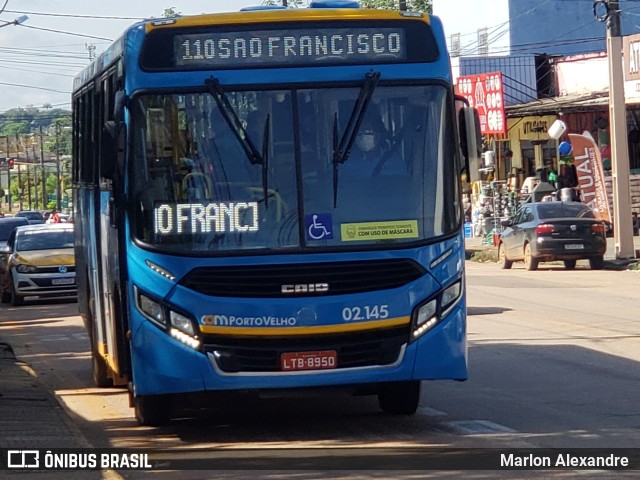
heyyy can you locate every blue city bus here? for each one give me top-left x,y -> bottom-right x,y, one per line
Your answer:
72,2 -> 481,425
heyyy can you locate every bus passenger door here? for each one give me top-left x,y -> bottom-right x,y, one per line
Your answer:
97,186 -> 123,381
95,112 -> 129,386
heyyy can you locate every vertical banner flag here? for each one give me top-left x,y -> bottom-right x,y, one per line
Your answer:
455,72 -> 507,135
568,133 -> 611,223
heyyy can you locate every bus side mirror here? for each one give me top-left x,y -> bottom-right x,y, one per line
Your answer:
101,90 -> 128,179
459,106 -> 482,184
113,90 -> 127,123
101,122 -> 118,180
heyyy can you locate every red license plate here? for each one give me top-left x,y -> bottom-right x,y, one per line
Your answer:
281,350 -> 337,371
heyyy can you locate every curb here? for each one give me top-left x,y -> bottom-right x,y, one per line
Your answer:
465,249 -> 640,270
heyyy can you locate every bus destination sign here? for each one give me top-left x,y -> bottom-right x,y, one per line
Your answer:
174,28 -> 406,68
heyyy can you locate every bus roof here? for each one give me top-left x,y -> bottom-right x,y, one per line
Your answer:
73,8 -> 441,93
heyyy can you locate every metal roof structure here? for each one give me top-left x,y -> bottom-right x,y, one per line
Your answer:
505,91 -> 609,117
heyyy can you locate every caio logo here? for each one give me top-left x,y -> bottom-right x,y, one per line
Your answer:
281,283 -> 329,294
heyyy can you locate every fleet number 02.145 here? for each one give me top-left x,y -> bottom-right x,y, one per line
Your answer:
342,305 -> 389,321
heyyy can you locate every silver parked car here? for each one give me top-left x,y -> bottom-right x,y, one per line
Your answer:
0,223 -> 76,305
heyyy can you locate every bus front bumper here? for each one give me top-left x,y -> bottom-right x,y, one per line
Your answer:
130,305 -> 467,396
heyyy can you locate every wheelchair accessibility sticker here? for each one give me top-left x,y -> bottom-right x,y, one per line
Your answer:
305,214 -> 334,240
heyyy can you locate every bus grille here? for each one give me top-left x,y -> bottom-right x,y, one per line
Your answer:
180,259 -> 426,297
203,325 -> 410,373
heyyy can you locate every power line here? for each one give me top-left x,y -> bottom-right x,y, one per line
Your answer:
0,81 -> 70,94
20,24 -> 112,41
0,113 -> 71,120
449,0 -> 640,56
4,9 -> 145,21
0,58 -> 85,69
0,49 -> 91,60
0,64 -> 75,77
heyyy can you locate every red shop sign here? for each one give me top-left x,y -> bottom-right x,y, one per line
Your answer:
456,72 -> 506,134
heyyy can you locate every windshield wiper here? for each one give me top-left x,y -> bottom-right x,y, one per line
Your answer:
205,78 -> 263,166
205,77 -> 272,208
332,71 -> 381,207
261,114 -> 270,207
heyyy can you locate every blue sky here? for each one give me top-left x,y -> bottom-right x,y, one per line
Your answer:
0,0 -> 259,113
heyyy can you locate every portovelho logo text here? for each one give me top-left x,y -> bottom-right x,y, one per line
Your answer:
1,448 -> 639,471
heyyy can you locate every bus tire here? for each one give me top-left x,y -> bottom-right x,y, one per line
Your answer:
378,381 -> 420,415
134,394 -> 171,426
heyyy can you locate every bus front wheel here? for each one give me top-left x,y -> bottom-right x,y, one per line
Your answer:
378,381 -> 420,415
134,394 -> 172,426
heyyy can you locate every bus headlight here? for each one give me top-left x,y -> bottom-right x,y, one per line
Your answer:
135,286 -> 201,350
138,292 -> 166,327
412,299 -> 438,340
411,280 -> 463,341
441,281 -> 463,317
170,311 -> 195,337
168,311 -> 201,350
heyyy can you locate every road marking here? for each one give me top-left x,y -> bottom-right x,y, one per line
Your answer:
445,420 -> 516,434
417,406 -> 447,416
39,333 -> 89,342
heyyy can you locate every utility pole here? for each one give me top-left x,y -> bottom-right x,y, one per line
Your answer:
39,126 -> 46,209
86,43 -> 96,61
55,124 -> 61,211
17,163 -> 22,211
27,169 -> 32,210
32,142 -> 38,210
3,136 -> 9,211
606,0 -> 635,258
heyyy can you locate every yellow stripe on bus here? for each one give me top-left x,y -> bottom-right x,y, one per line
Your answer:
200,316 -> 411,336
146,10 -> 430,32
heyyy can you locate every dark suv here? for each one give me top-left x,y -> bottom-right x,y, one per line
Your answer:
0,217 -> 30,297
15,210 -> 45,225
0,217 -> 29,247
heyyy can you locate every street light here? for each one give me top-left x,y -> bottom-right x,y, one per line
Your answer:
0,15 -> 29,28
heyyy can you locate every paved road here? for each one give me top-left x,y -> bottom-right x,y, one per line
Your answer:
1,263 -> 640,478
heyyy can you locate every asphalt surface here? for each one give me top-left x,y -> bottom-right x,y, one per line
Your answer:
0,236 -> 638,478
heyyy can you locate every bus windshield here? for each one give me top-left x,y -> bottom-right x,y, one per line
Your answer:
130,84 -> 458,254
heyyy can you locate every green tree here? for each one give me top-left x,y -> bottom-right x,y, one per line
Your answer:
262,0 -> 306,7
0,121 -> 30,137
360,0 -> 431,12
262,0 -> 432,11
46,118 -> 73,157
162,7 -> 182,17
